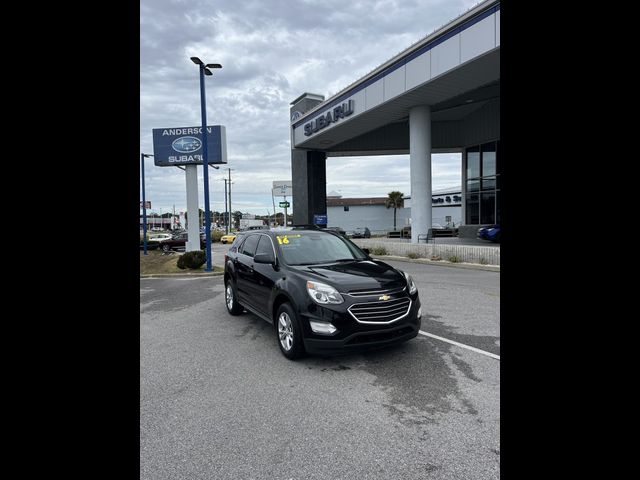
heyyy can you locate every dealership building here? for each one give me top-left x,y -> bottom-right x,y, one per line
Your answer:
290,0 -> 500,241
326,187 -> 462,233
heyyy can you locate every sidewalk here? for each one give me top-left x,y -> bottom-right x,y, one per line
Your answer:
371,254 -> 500,272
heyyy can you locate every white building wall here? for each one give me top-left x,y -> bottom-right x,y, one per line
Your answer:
327,205 -> 411,233
326,204 -> 461,232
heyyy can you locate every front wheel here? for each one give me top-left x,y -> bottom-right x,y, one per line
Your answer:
276,303 -> 306,360
225,279 -> 244,315
162,244 -> 171,253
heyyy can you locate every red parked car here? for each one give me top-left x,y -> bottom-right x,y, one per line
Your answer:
157,232 -> 206,252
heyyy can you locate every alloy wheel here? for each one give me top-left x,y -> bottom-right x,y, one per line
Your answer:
278,312 -> 294,351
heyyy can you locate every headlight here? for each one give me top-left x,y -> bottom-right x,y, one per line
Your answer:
306,280 -> 344,305
402,271 -> 418,295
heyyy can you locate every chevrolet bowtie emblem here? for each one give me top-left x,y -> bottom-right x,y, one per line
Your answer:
379,294 -> 391,301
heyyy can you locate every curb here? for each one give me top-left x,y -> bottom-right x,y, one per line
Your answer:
371,255 -> 500,272
140,271 -> 224,278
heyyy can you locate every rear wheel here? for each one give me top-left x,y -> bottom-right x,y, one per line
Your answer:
162,244 -> 171,252
225,279 -> 244,315
276,303 -> 306,360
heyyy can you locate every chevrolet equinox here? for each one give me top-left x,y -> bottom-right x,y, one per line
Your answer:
224,228 -> 422,359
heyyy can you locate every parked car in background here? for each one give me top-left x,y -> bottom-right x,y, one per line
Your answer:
477,225 -> 501,243
149,233 -> 172,242
351,227 -> 371,238
220,232 -> 238,244
157,232 -> 206,252
223,227 -> 422,359
323,226 -> 347,237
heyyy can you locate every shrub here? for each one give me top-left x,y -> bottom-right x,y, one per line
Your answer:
212,230 -> 224,242
407,252 -> 421,259
479,257 -> 488,265
371,246 -> 388,256
447,255 -> 461,263
177,250 -> 207,270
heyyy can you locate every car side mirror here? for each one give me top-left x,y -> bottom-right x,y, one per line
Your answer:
254,252 -> 275,264
362,248 -> 370,256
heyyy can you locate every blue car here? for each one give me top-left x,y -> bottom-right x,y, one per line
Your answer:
477,225 -> 500,243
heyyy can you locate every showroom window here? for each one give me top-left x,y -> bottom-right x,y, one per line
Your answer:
465,141 -> 500,225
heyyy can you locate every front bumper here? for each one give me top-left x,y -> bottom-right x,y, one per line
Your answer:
300,295 -> 421,355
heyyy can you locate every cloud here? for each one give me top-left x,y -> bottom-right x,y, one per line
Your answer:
141,0 -> 480,214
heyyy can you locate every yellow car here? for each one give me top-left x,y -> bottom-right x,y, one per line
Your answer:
220,233 -> 237,244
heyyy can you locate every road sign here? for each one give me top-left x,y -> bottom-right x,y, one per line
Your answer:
313,214 -> 327,226
272,180 -> 292,197
279,201 -> 290,208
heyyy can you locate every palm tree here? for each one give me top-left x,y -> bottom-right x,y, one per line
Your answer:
386,191 -> 405,231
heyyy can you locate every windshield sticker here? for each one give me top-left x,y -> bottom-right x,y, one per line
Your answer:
276,234 -> 301,245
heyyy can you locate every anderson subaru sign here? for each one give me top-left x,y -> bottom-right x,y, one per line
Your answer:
152,125 -> 227,166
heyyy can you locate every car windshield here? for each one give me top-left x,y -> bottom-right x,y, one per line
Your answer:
276,232 -> 368,266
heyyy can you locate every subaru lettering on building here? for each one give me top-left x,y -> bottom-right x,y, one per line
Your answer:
304,100 -> 355,136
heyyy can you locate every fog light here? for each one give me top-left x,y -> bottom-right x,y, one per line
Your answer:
417,307 -> 422,319
309,320 -> 337,334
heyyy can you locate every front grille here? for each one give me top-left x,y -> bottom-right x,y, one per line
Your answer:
348,297 -> 411,324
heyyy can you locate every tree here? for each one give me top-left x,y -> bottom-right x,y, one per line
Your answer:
232,211 -> 243,229
385,191 -> 405,231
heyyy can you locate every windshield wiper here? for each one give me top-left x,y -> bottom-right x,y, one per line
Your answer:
333,258 -> 357,262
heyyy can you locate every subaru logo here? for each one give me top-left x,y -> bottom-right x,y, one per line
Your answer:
378,294 -> 391,301
172,136 -> 202,153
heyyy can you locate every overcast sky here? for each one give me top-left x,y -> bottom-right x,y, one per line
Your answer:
140,0 -> 481,216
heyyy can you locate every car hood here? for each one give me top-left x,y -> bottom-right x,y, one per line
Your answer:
289,259 -> 407,293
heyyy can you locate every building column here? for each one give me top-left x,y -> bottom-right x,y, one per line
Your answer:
292,149 -> 326,225
460,148 -> 466,226
409,105 -> 432,244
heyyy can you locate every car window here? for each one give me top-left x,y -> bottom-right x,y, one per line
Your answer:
240,234 -> 260,257
275,232 -> 367,266
255,235 -> 274,257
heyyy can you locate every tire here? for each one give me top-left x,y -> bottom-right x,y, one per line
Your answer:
225,279 -> 244,316
275,303 -> 306,360
162,244 -> 171,253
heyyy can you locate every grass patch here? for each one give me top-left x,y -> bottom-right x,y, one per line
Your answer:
371,246 -> 388,255
407,252 -> 422,259
140,251 -> 222,275
447,255 -> 461,263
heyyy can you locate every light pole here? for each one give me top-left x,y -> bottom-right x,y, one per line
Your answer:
222,178 -> 228,234
191,56 -> 222,272
141,153 -> 153,255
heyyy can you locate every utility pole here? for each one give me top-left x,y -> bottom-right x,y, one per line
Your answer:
226,167 -> 234,230
271,190 -> 277,227
283,195 -> 288,227
222,178 -> 228,234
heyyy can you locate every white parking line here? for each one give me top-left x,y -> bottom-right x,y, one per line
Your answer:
419,330 -> 500,360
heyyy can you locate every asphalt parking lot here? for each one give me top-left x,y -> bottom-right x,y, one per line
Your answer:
140,257 -> 499,479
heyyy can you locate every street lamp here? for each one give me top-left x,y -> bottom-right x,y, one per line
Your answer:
141,153 -> 153,255
191,56 -> 222,272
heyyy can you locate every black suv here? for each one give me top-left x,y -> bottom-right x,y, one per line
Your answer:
224,228 -> 422,359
